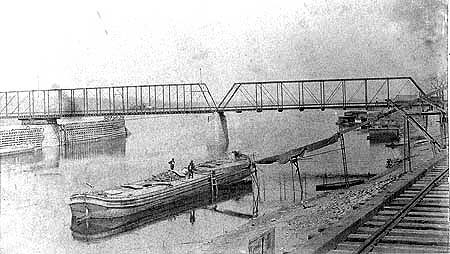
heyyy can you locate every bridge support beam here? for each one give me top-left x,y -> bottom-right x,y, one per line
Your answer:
207,112 -> 229,155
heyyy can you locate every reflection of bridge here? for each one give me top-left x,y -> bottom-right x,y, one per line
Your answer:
0,77 -> 445,119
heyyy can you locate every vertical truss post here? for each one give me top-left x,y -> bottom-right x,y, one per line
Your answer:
70,89 -> 74,114
154,86 -> 157,111
168,85 -> 171,111
58,89 -> 62,116
5,92 -> 7,117
148,86 -> 151,110
260,83 -> 263,110
162,86 -> 165,111
364,80 -> 368,109
255,84 -> 258,111
176,85 -> 179,111
84,88 -> 88,116
28,91 -> 31,116
122,87 -> 126,112
183,85 -> 186,111
31,91 -> 34,115
108,88 -> 111,114
140,86 -> 143,111
16,91 -> 19,117
95,89 -> 98,114
342,81 -> 346,109
301,82 -> 304,110
276,83 -> 279,110
43,90 -> 46,115
135,86 -> 138,113
112,88 -> 116,114
99,89 -> 102,113
190,84 -> 193,109
339,133 -> 349,187
125,87 -> 128,112
47,90 -> 50,116
320,81 -> 325,110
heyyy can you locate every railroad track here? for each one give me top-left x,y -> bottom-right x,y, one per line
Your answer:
330,160 -> 449,254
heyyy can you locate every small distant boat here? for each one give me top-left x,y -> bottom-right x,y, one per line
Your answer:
367,128 -> 400,142
69,152 -> 253,219
385,142 -> 404,148
316,179 -> 365,191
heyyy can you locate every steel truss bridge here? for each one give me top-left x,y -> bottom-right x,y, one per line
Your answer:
0,77 -> 446,119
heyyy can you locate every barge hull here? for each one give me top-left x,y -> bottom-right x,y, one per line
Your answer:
70,164 -> 252,219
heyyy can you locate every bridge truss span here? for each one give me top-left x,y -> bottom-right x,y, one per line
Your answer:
0,83 -> 217,119
218,77 -> 427,112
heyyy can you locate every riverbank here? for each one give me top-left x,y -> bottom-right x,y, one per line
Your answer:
200,146 -> 439,254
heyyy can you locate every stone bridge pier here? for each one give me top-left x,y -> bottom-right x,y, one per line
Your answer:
20,117 -> 61,147
207,112 -> 230,156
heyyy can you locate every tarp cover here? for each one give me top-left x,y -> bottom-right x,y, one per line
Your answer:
255,108 -> 398,165
256,133 -> 340,165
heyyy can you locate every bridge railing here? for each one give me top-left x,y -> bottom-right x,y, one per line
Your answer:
0,83 -> 217,119
218,77 -> 427,112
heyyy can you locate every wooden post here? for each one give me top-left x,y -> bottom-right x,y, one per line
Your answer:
291,161 -> 296,202
340,133 -> 349,187
407,119 -> 411,171
403,116 -> 407,173
251,163 -> 260,217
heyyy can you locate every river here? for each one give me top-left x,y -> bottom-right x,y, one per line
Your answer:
2,110 -> 433,254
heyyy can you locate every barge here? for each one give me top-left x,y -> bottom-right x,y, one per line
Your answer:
69,152 -> 253,220
71,181 -> 252,241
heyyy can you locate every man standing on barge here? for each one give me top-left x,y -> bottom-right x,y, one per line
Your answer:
168,158 -> 175,171
187,160 -> 195,179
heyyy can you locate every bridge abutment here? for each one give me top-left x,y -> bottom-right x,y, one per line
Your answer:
20,118 -> 61,147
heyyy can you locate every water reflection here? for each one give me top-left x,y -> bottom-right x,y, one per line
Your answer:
0,137 -> 127,170
71,181 -> 252,241
61,138 -> 126,160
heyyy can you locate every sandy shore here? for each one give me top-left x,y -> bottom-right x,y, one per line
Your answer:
199,145 -> 439,254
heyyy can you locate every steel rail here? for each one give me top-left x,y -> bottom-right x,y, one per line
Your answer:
353,166 -> 449,254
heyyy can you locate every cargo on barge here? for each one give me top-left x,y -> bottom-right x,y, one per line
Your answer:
69,152 -> 253,219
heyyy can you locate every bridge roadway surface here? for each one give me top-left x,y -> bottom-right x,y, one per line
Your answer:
0,76 -> 445,119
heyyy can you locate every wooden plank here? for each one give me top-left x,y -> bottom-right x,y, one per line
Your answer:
390,200 -> 448,207
345,233 -> 370,242
357,226 -> 449,238
372,215 -> 448,224
328,250 -> 354,254
364,221 -> 449,230
405,211 -> 449,218
333,242 -> 360,251
372,243 -> 449,254
381,234 -> 448,245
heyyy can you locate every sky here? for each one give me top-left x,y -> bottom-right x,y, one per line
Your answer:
0,0 -> 447,96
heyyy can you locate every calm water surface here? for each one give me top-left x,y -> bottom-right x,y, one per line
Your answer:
1,111 -> 434,253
